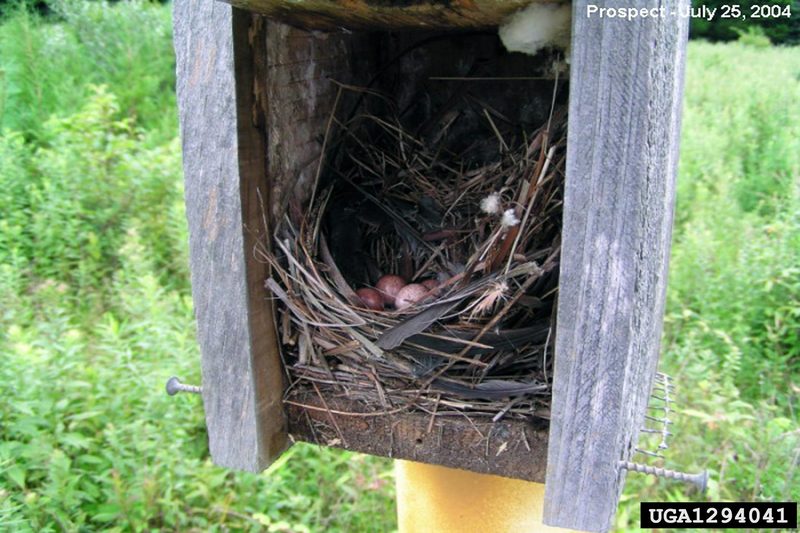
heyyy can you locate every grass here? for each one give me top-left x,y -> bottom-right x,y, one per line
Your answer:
0,0 -> 176,144
0,2 -> 798,531
615,41 -> 800,528
0,3 -> 396,531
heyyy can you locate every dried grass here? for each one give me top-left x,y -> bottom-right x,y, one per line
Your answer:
264,85 -> 566,423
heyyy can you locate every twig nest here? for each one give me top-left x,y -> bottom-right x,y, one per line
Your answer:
263,85 -> 567,422
376,275 -> 406,306
395,283 -> 428,310
356,288 -> 384,311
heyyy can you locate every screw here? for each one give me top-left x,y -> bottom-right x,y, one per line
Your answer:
644,414 -> 673,424
166,376 -> 202,396
619,460 -> 708,493
640,428 -> 672,435
634,448 -> 665,459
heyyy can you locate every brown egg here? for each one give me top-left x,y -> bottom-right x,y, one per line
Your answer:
356,288 -> 384,311
375,275 -> 406,306
395,283 -> 428,310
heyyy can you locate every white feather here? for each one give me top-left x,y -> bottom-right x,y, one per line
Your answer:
480,192 -> 502,214
501,209 -> 520,228
499,4 -> 572,57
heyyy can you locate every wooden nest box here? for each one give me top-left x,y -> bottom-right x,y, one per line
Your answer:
172,0 -> 689,530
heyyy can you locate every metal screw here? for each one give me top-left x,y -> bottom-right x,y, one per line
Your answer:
634,447 -> 665,459
165,376 -> 202,396
619,460 -> 708,493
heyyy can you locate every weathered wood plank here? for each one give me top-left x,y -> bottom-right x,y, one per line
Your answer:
287,395 -> 549,482
543,2 -> 689,531
264,23 -> 358,223
220,0 -> 548,31
174,0 -> 287,471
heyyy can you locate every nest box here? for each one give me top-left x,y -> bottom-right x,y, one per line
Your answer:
172,0 -> 690,530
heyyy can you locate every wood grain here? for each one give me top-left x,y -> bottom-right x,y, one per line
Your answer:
221,0 -> 547,31
264,23 -> 358,223
542,1 -> 689,531
174,0 -> 287,472
288,395 -> 549,482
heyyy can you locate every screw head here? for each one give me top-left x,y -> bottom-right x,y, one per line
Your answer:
696,469 -> 709,493
166,376 -> 182,396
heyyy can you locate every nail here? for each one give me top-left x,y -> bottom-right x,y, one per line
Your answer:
166,376 -> 202,396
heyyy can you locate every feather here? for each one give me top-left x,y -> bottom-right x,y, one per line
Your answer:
431,378 -> 549,399
407,323 -> 551,356
376,301 -> 460,350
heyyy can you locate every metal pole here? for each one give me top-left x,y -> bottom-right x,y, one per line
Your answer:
395,461 -> 578,533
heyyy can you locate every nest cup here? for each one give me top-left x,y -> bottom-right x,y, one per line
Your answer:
266,85 -> 567,423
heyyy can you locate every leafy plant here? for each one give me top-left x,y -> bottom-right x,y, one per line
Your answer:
0,0 -> 176,143
689,0 -> 800,45
735,25 -> 773,48
0,2 -> 797,531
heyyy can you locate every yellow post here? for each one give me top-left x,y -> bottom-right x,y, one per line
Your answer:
395,461 -> 576,533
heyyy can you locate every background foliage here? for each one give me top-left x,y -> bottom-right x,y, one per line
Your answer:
1,1 -> 798,531
689,0 -> 800,44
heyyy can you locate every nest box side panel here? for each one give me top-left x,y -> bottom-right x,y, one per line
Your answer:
264,23 -> 360,223
543,1 -> 689,531
174,0 -> 287,471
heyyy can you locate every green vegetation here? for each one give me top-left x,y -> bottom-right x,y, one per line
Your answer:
616,40 -> 800,529
0,0 -> 176,144
1,2 -> 798,531
689,0 -> 800,44
0,3 -> 395,531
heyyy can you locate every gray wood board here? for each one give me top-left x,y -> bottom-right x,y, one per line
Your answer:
174,0 -> 287,472
543,1 -> 689,531
288,394 -> 550,482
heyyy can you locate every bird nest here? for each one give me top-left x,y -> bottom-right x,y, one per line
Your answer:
265,87 -> 566,423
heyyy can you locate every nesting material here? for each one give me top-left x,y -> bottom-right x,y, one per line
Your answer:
499,3 -> 572,58
264,85 -> 566,424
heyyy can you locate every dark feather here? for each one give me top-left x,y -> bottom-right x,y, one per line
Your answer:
431,378 -> 548,399
376,301 -> 460,350
407,323 -> 551,356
